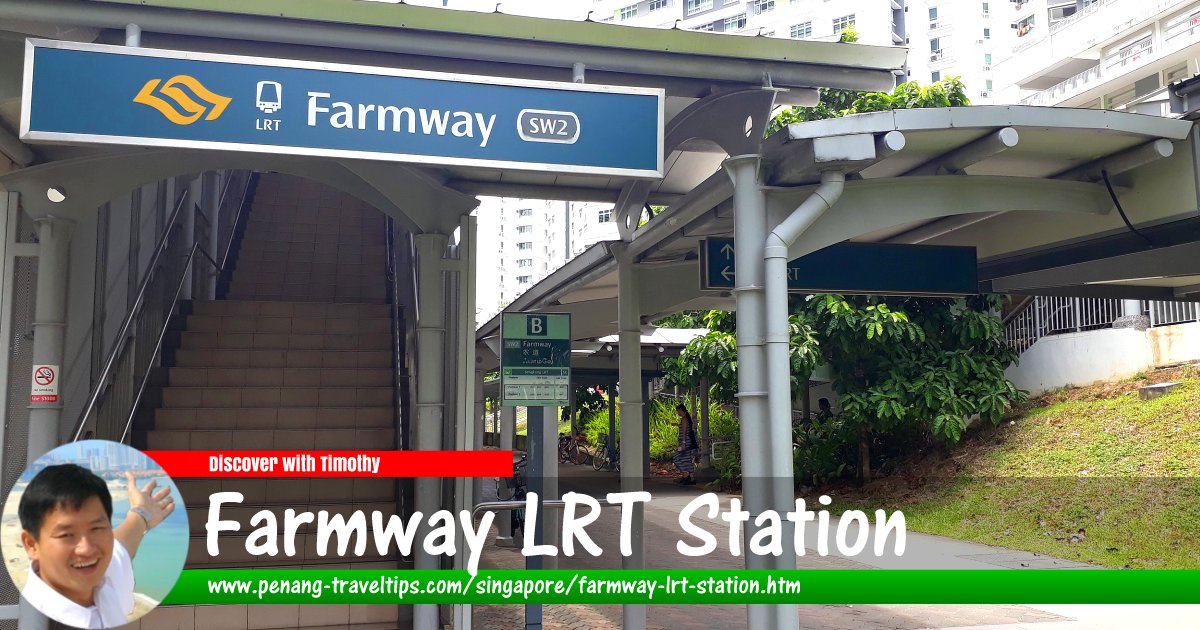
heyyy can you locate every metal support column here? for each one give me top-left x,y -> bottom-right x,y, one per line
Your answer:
27,216 -> 74,458
616,254 -> 646,630
204,171 -> 220,300
496,404 -> 517,547
473,367 -> 485,508
413,232 -> 449,630
21,215 -> 74,630
181,177 -> 199,300
723,155 -> 773,629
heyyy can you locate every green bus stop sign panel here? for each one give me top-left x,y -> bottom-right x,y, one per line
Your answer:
501,313 -> 571,407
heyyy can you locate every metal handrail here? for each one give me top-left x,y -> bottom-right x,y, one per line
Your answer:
73,172 -> 254,442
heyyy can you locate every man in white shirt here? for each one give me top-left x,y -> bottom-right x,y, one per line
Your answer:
18,464 -> 175,629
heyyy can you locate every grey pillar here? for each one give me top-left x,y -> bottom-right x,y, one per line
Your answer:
413,233 -> 448,630
616,255 -> 646,630
21,215 -> 73,630
724,155 -> 774,629
27,217 -> 74,455
699,381 -> 710,468
496,404 -> 517,546
181,177 -> 199,300
641,378 -> 651,478
204,172 -> 220,300
473,367 -> 485,509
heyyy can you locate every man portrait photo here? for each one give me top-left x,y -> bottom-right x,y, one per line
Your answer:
17,463 -> 175,628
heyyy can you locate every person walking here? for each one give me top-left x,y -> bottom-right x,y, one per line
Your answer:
673,404 -> 700,485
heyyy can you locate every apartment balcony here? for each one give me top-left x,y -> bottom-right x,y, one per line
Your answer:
1019,14 -> 1200,107
928,48 -> 956,68
926,20 -> 952,37
1000,0 -> 1193,91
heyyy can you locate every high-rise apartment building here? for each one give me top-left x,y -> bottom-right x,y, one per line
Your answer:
474,198 -> 617,324
994,0 -> 1200,116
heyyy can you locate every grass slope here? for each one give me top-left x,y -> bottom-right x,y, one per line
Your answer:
844,365 -> 1200,569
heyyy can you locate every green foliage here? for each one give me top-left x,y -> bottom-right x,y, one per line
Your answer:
765,76 -> 971,137
792,413 -> 854,486
803,294 -> 1027,444
652,310 -> 708,329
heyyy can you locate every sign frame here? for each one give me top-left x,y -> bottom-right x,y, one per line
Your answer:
31,364 -> 59,404
699,237 -> 979,296
20,39 -> 665,179
500,313 -> 571,408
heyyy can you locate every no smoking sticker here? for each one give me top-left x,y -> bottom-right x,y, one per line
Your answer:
31,365 -> 58,403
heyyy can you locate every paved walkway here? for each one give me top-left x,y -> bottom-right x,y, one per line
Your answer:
470,463 -> 1090,630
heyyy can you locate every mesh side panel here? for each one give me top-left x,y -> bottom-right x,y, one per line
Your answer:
0,619 -> 16,629
0,255 -> 37,607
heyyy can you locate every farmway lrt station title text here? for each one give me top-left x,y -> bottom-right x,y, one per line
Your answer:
22,40 -> 664,177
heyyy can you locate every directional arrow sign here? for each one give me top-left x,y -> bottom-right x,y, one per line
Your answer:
699,238 -> 978,296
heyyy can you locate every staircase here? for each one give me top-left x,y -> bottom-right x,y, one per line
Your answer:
133,174 -> 408,629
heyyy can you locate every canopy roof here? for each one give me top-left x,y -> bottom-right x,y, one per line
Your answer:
476,105 -> 1198,370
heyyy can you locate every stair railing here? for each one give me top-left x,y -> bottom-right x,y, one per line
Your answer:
73,171 -> 254,443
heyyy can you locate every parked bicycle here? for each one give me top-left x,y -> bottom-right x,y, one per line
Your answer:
508,453 -> 528,538
558,432 -> 591,465
592,432 -> 620,472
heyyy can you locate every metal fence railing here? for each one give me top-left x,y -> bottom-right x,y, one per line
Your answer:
72,171 -> 254,443
1006,296 -> 1200,353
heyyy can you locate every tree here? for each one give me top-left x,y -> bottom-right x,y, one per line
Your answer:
662,68 -> 1025,483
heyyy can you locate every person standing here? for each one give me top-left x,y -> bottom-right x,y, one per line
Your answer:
673,404 -> 700,485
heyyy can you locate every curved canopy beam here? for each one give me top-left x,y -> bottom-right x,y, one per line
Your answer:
0,148 -> 477,232
768,176 -> 1118,261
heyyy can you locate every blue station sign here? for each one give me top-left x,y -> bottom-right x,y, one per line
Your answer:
700,238 -> 979,296
20,40 -> 664,178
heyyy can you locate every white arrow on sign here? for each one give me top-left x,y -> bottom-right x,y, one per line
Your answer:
720,266 -> 734,282
720,243 -> 735,259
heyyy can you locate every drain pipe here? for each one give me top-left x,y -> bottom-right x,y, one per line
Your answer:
763,170 -> 844,586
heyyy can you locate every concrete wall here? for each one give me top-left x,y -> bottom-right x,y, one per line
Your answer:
1007,321 -> 1200,396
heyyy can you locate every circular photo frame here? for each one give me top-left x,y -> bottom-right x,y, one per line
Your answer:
2,440 -> 187,628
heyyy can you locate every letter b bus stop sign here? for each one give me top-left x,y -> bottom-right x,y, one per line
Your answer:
500,313 -> 570,407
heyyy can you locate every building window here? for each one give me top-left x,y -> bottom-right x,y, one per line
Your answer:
985,53 -> 992,64
983,27 -> 991,39
833,14 -> 855,34
517,275 -> 531,284
750,0 -> 774,15
516,225 -> 532,234
685,0 -> 712,16
986,79 -> 993,91
982,2 -> 989,14
790,21 -> 812,38
517,208 -> 532,217
649,0 -> 668,11
928,7 -> 937,20
723,13 -> 747,30
930,38 -> 940,51
1013,14 -> 1034,37
932,71 -> 941,82
517,242 -> 532,250
518,259 -> 532,268
598,208 -> 613,222
618,4 -> 637,20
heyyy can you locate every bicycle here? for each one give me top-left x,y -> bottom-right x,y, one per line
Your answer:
559,433 -> 591,465
508,453 -> 528,538
592,432 -> 620,472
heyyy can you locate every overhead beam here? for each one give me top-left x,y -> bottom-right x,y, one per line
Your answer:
902,127 -> 1018,176
1174,283 -> 1200,297
1053,138 -> 1174,182
989,240 -> 1200,291
768,175 -> 1116,261
443,179 -> 682,206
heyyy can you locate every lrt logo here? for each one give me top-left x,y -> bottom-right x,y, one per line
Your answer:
133,75 -> 231,125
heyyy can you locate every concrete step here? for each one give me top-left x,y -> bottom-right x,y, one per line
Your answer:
225,261 -> 381,279
173,348 -> 391,369
160,386 -> 392,409
144,428 -> 395,450
178,331 -> 391,351
168,367 -> 391,387
234,239 -> 386,255
185,315 -> 390,335
229,273 -> 382,289
191,301 -> 390,318
154,406 -> 392,430
234,250 -> 387,267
